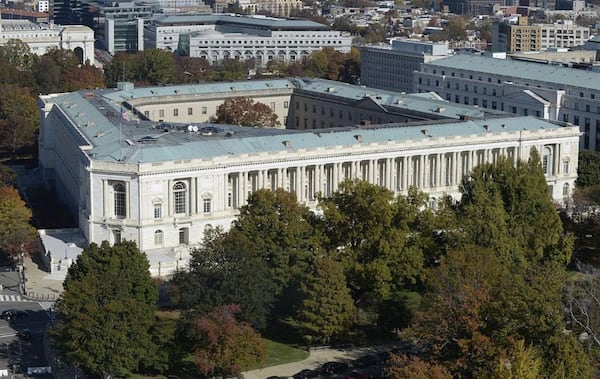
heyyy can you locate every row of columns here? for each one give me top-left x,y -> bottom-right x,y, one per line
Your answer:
229,146 -> 522,208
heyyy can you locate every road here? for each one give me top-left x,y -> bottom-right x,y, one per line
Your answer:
0,266 -> 52,376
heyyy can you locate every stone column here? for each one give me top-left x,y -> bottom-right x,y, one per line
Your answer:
190,177 -> 196,215
333,163 -> 340,192
241,172 -> 247,206
103,180 -> 109,218
167,179 -> 173,217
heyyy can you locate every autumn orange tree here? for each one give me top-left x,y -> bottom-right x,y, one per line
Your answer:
193,304 -> 266,379
215,97 -> 280,128
0,186 -> 36,260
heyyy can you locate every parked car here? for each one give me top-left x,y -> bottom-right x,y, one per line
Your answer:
293,369 -> 321,379
0,310 -> 27,320
322,361 -> 349,375
354,354 -> 380,368
17,329 -> 32,340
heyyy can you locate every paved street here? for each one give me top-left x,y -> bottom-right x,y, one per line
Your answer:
0,260 -> 55,377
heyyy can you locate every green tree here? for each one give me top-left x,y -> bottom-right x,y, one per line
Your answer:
193,304 -> 266,379
318,180 -> 424,306
230,189 -> 321,294
459,154 -> 572,265
0,39 -> 34,71
171,226 -> 277,330
0,186 -> 37,260
577,150 -> 600,188
140,49 -> 176,85
51,241 -> 158,379
0,85 -> 39,158
139,312 -> 180,375
215,97 -> 280,127
489,340 -> 543,379
215,58 -> 248,82
445,16 -> 468,41
294,256 -> 355,344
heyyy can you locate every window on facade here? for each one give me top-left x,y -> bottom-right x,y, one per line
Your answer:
284,101 -> 289,108
563,183 -> 570,197
542,146 -> 553,175
173,181 -> 187,214
179,228 -> 189,244
114,183 -> 126,218
154,230 -> 163,246
113,229 -> 122,244
512,106 -> 517,113
188,107 -> 193,115
202,107 -> 207,114
144,110 -> 149,118
563,160 -> 569,174
159,110 -> 164,118
271,102 -> 276,110
173,108 -> 179,117
203,198 -> 212,213
154,202 -> 162,219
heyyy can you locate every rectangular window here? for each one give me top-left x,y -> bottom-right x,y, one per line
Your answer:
154,231 -> 163,246
512,106 -> 517,113
159,109 -> 164,118
202,106 -> 207,114
203,198 -> 212,213
563,161 -> 569,174
154,203 -> 162,219
188,107 -> 193,115
284,101 -> 289,108
144,110 -> 149,118
271,102 -> 276,110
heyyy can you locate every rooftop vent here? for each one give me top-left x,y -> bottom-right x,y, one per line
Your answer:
421,129 -> 430,136
483,124 -> 489,131
435,107 -> 445,113
283,140 -> 292,147
95,131 -> 104,138
354,134 -> 363,142
327,87 -> 336,93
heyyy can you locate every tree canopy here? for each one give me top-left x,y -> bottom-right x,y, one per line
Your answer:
51,241 -> 158,379
193,304 -> 266,379
215,97 -> 280,127
0,186 -> 36,259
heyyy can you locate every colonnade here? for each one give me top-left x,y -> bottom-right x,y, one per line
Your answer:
227,145 -> 529,208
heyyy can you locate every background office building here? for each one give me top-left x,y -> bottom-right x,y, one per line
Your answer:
143,14 -> 352,66
414,54 -> 600,151
360,39 -> 449,93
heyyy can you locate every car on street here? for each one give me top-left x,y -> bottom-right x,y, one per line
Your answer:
17,329 -> 32,340
293,368 -> 322,378
322,361 -> 349,376
0,310 -> 27,320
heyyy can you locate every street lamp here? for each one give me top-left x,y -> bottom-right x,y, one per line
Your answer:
19,244 -> 25,295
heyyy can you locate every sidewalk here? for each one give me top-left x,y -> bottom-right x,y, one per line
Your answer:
244,345 -> 388,379
22,254 -> 64,302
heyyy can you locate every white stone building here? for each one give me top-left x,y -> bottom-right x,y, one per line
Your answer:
414,54 -> 600,151
0,20 -> 94,63
540,20 -> 591,50
361,39 -> 450,93
144,14 -> 352,66
38,78 -> 579,276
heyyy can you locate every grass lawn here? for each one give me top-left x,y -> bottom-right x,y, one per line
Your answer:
258,339 -> 309,369
131,338 -> 308,378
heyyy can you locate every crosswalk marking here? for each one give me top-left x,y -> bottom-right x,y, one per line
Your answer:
0,295 -> 29,302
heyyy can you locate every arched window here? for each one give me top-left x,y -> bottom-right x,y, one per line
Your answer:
563,183 -> 570,198
114,183 -> 126,218
173,182 -> 187,214
154,230 -> 164,246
